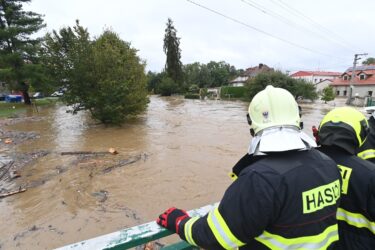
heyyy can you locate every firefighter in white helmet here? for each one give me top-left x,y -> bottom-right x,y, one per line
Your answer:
156,85 -> 341,249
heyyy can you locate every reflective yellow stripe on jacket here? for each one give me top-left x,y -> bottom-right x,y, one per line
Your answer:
255,224 -> 338,250
184,217 -> 199,246
207,207 -> 245,249
357,149 -> 375,160
337,208 -> 375,234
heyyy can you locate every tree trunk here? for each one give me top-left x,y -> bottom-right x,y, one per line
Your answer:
22,91 -> 31,105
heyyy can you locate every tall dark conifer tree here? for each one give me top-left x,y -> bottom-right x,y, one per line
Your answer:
163,18 -> 183,87
0,0 -> 45,104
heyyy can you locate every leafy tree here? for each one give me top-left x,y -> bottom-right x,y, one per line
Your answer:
0,0 -> 45,104
292,79 -> 318,100
188,84 -> 199,93
41,23 -> 148,124
363,57 -> 375,65
245,71 -> 318,101
183,61 -> 241,88
40,20 -> 91,95
85,31 -> 148,123
163,18 -> 183,88
183,62 -> 202,87
321,86 -> 335,103
147,71 -> 166,93
157,76 -> 178,96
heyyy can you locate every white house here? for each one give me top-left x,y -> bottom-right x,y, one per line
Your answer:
290,71 -> 341,84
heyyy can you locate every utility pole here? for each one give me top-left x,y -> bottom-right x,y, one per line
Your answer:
347,53 -> 368,105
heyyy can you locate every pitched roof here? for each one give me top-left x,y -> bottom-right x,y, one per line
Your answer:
331,69 -> 375,86
290,71 -> 342,77
243,63 -> 274,77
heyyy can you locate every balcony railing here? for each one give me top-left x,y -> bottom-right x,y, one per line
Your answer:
55,203 -> 219,250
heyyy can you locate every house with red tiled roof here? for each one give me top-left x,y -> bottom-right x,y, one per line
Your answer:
230,63 -> 274,86
331,64 -> 375,98
290,71 -> 341,87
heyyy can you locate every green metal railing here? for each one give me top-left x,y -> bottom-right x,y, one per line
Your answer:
56,203 -> 219,250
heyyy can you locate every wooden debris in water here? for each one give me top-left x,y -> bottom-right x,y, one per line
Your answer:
108,147 -> 118,155
61,151 -> 111,156
0,161 -> 14,180
4,138 -> 12,144
102,154 -> 144,173
0,186 -> 26,198
10,170 -> 21,179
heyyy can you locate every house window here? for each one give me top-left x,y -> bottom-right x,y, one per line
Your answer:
360,74 -> 366,80
336,90 -> 340,96
343,90 -> 347,96
343,76 -> 348,80
369,91 -> 373,96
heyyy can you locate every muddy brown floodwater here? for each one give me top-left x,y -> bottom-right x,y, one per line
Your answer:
0,96 -> 352,249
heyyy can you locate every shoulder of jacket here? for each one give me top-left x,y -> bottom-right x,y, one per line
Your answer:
351,156 -> 375,172
313,147 -> 336,161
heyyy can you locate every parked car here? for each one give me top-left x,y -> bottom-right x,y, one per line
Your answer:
5,95 -> 23,103
51,91 -> 64,97
32,92 -> 44,99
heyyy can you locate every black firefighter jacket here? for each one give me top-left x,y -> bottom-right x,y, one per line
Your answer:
319,146 -> 375,249
176,149 -> 342,249
358,116 -> 375,163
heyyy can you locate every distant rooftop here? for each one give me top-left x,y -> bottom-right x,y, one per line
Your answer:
290,71 -> 342,77
346,64 -> 375,72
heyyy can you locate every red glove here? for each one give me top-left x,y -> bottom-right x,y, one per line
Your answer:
157,207 -> 190,234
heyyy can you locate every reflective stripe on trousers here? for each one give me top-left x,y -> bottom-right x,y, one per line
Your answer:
255,224 -> 338,250
337,207 -> 375,234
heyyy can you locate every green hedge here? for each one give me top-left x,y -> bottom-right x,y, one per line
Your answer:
184,93 -> 200,99
220,86 -> 246,98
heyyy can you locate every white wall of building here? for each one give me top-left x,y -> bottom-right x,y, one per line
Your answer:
333,85 -> 375,97
293,75 -> 338,84
315,80 -> 332,92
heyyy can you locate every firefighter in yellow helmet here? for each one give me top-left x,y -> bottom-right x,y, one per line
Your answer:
357,106 -> 375,163
156,85 -> 341,249
318,107 -> 375,249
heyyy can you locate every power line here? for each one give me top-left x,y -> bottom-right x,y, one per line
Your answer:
241,0 -> 356,54
186,0 -> 346,60
271,0 -> 358,52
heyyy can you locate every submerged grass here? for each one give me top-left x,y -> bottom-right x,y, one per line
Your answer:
0,98 -> 60,118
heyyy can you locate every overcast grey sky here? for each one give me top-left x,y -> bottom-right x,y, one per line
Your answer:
26,0 -> 375,73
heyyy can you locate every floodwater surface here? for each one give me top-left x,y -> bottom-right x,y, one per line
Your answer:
0,96 -> 347,249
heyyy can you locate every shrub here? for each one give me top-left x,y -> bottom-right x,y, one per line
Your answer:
220,86 -> 246,99
184,93 -> 200,99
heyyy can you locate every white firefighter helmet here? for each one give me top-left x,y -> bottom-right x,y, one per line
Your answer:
248,85 -> 300,134
248,85 -> 316,155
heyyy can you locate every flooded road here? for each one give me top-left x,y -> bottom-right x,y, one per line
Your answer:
0,96 -> 348,249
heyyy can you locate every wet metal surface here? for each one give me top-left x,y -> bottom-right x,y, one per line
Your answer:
0,96 -> 349,249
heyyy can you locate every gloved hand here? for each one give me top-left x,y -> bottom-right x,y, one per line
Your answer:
157,207 -> 190,234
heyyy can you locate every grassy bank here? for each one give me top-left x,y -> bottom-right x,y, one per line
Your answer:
0,98 -> 59,118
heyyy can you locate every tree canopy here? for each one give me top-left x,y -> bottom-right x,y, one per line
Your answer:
321,86 -> 335,103
245,71 -> 318,101
0,0 -> 45,103
183,61 -> 239,88
363,57 -> 375,65
163,18 -> 183,88
41,21 -> 148,124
